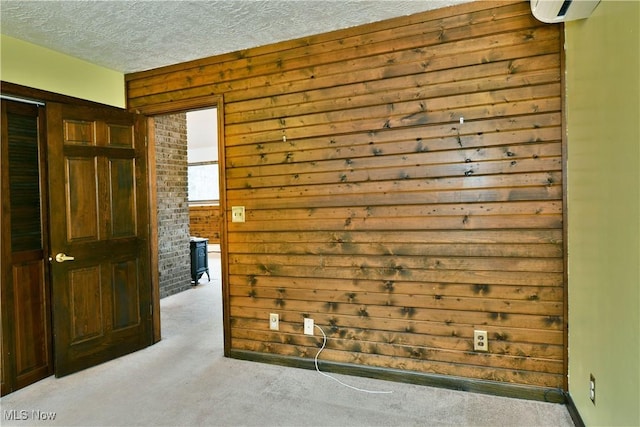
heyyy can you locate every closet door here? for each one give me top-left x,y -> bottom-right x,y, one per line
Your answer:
1,100 -> 52,396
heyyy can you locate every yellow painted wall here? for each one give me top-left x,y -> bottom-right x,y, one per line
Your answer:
0,35 -> 125,107
565,1 -> 640,425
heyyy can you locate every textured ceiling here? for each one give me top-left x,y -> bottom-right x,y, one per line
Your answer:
1,0 -> 471,74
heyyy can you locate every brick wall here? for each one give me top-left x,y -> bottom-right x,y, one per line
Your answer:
154,113 -> 191,298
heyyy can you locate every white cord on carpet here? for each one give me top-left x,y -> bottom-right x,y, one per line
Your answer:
313,324 -> 393,394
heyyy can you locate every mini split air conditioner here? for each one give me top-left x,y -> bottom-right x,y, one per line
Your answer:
530,0 -> 601,23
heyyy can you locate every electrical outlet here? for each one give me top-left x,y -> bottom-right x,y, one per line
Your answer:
474,330 -> 488,351
269,313 -> 279,330
304,318 -> 314,335
590,374 -> 596,404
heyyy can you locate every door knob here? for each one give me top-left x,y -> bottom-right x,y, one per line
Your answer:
55,253 -> 75,263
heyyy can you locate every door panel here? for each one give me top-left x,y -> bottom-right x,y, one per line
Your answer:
66,157 -> 99,240
47,102 -> 152,377
68,266 -> 103,343
1,100 -> 52,396
12,260 -> 50,383
112,259 -> 140,330
109,159 -> 137,237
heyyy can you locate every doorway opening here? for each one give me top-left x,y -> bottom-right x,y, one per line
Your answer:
151,106 -> 224,349
187,108 -> 221,254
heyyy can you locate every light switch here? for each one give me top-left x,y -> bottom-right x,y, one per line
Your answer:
231,206 -> 245,223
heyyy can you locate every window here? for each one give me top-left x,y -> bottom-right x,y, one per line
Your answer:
187,109 -> 219,204
188,162 -> 219,203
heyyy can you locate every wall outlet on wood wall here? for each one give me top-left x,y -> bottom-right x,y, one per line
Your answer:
269,313 -> 279,331
304,318 -> 314,335
474,330 -> 488,352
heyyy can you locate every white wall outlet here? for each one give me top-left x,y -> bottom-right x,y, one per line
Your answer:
304,318 -> 314,335
231,206 -> 245,223
590,374 -> 596,404
474,330 -> 488,351
269,313 -> 279,330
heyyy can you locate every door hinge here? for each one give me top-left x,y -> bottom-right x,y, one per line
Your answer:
149,303 -> 153,316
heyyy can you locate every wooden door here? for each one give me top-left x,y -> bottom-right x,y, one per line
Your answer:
1,100 -> 52,395
46,103 -> 152,377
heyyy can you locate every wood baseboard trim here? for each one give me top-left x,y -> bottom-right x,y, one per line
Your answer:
564,392 -> 586,427
229,350 -> 566,404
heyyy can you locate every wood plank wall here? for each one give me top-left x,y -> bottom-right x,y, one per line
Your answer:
126,0 -> 564,390
189,205 -> 221,243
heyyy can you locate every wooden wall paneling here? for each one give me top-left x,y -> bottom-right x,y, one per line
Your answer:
126,1 -> 566,395
189,205 -> 221,243
126,1 -> 528,96
126,7 -> 558,114
126,2 -> 548,109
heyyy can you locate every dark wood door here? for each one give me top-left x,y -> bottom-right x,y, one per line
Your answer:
1,100 -> 52,395
46,103 -> 152,377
